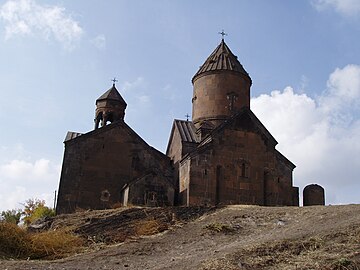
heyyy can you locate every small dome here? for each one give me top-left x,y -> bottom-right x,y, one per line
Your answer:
96,84 -> 127,106
94,83 -> 127,129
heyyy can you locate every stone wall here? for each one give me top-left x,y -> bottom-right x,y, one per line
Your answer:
56,122 -> 174,214
179,126 -> 298,206
192,71 -> 251,128
303,184 -> 325,206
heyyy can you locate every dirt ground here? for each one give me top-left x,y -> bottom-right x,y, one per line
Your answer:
2,204 -> 360,270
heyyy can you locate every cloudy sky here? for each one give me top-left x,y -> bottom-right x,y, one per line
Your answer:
0,0 -> 359,211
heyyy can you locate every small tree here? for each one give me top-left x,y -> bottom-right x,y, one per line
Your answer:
22,199 -> 55,225
0,209 -> 23,225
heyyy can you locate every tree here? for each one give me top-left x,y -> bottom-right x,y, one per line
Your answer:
0,209 -> 22,224
22,198 -> 55,225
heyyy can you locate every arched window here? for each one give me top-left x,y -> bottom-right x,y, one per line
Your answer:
241,163 -> 246,177
105,112 -> 114,125
240,161 -> 250,178
94,112 -> 103,129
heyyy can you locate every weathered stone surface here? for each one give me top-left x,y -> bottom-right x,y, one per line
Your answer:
57,39 -> 304,214
192,72 -> 251,129
177,109 -> 297,207
169,39 -> 300,207
56,121 -> 174,214
303,184 -> 325,206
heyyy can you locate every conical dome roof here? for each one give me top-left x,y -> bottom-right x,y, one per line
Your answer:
96,84 -> 127,105
192,39 -> 250,83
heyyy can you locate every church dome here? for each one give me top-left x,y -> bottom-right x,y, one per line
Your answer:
191,39 -> 252,129
192,39 -> 251,84
94,83 -> 127,129
96,84 -> 127,105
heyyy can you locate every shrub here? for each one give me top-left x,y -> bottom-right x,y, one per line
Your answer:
135,219 -> 168,236
0,209 -> 22,224
332,258 -> 358,270
204,222 -> 234,233
23,198 -> 55,225
29,230 -> 84,259
0,222 -> 83,259
0,222 -> 30,258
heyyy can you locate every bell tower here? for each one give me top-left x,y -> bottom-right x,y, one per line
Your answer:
191,38 -> 252,129
94,81 -> 127,129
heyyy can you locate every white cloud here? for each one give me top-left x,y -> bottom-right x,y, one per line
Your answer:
0,0 -> 83,50
91,34 -> 106,50
122,77 -> 146,93
311,0 -> 360,16
1,159 -> 56,181
121,77 -> 152,108
327,65 -> 360,99
0,157 -> 60,211
321,65 -> 360,109
251,64 -> 360,205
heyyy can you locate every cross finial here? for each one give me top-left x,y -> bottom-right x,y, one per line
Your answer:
218,29 -> 227,40
111,77 -> 118,86
185,113 -> 190,121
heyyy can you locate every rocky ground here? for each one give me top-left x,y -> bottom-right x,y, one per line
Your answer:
2,204 -> 360,270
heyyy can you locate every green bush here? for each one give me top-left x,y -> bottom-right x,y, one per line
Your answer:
0,209 -> 22,224
22,198 -> 55,225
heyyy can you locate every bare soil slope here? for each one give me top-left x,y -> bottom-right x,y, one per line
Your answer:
2,204 -> 360,270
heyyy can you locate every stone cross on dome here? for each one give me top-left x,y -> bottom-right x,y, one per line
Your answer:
111,77 -> 118,86
218,29 -> 228,40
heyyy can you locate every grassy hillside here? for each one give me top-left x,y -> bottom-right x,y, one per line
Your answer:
1,204 -> 359,269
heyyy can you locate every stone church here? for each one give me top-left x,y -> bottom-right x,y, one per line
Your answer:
56,39 -> 299,214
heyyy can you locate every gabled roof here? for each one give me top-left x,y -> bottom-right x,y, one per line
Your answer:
199,120 -> 215,130
121,169 -> 176,192
179,108 -> 295,169
198,107 -> 278,149
64,131 -> 82,142
64,121 -> 154,154
166,120 -> 199,155
65,120 -> 173,166
192,107 -> 295,168
96,84 -> 127,105
275,149 -> 296,170
174,120 -> 199,143
192,39 -> 250,83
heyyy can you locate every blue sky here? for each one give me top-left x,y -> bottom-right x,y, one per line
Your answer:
0,0 -> 359,210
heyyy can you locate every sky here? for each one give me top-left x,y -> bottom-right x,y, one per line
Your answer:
0,0 -> 359,211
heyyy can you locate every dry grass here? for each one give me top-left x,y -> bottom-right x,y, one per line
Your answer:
238,237 -> 324,268
134,219 -> 168,236
0,222 -> 30,258
331,258 -> 360,270
0,222 -> 84,260
236,236 -> 360,270
29,230 -> 84,259
111,202 -> 123,209
201,225 -> 360,270
204,222 -> 235,233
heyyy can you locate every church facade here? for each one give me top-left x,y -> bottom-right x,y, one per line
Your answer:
56,39 -> 299,214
